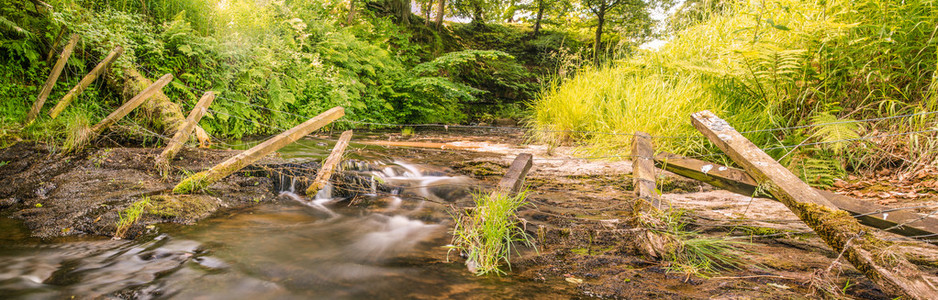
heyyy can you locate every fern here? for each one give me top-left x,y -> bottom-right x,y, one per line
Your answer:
810,113 -> 862,154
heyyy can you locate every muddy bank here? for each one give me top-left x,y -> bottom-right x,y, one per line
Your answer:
0,142 -> 278,239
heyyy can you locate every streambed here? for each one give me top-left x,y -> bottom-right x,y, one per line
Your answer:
0,130 -> 911,298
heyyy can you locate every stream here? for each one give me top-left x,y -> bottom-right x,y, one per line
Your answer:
0,138 -> 572,299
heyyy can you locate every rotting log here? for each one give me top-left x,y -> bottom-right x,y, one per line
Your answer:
692,110 -> 938,299
654,152 -> 938,244
117,68 -> 188,138
156,91 -> 216,176
49,46 -> 123,119
26,34 -> 79,125
631,131 -> 669,210
306,130 -> 354,196
173,107 -> 345,194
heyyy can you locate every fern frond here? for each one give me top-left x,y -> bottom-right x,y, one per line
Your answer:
810,113 -> 862,153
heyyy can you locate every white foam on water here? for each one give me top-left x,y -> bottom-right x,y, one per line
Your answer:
346,215 -> 440,262
280,191 -> 338,218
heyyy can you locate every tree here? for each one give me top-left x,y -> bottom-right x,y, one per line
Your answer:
582,0 -> 653,60
435,0 -> 446,29
451,0 -> 506,25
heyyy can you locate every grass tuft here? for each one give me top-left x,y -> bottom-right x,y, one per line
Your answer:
114,197 -> 150,239
447,190 -> 536,276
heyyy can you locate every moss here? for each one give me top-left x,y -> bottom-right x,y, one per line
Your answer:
172,171 -> 210,194
147,194 -> 217,220
452,161 -> 506,178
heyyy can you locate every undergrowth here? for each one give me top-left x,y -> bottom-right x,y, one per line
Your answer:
447,190 -> 536,276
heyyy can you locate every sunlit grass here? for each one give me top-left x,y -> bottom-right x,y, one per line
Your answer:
114,197 -> 150,239
447,190 -> 535,276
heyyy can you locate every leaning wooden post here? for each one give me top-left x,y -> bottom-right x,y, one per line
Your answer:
67,73 -> 174,152
631,132 -> 669,210
491,153 -> 533,197
173,107 -> 345,194
49,46 -> 123,119
26,34 -> 79,125
306,130 -> 354,196
156,91 -> 216,176
691,110 -> 938,299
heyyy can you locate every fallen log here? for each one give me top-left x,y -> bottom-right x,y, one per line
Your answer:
692,110 -> 938,299
173,107 -> 345,194
654,152 -> 938,244
156,91 -> 216,176
49,46 -> 123,119
26,34 -> 79,125
306,130 -> 354,196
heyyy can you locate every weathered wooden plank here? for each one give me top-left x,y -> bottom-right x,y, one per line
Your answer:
631,131 -> 669,209
692,110 -> 938,299
156,91 -> 216,175
26,34 -> 79,125
49,46 -> 123,119
654,152 -> 938,243
173,107 -> 345,194
306,130 -> 354,196
90,74 -> 173,134
492,153 -> 533,196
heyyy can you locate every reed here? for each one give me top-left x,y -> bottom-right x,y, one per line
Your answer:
447,190 -> 535,275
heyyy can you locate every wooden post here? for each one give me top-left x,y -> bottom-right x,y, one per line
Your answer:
692,110 -> 938,299
654,152 -> 938,243
90,74 -> 173,134
49,46 -> 123,119
306,130 -> 354,196
631,132 -> 669,210
156,91 -> 216,175
491,153 -> 533,197
26,34 -> 79,125
173,107 -> 345,194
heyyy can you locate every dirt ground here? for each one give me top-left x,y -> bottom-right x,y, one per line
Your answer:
358,128 -> 938,299
3,128 -> 938,299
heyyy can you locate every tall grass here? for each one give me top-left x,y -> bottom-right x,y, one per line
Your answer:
114,197 -> 150,239
448,190 -> 535,276
531,0 -> 938,165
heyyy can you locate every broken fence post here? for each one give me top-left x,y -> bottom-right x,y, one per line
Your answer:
194,126 -> 212,148
49,46 -> 123,119
631,131 -> 669,210
491,153 -> 533,197
26,34 -> 79,125
91,74 -> 173,134
173,107 -> 345,194
156,91 -> 216,176
306,130 -> 354,196
691,110 -> 938,299
654,152 -> 938,244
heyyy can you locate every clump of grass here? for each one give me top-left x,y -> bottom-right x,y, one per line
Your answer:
114,197 -> 150,239
646,209 -> 747,279
401,126 -> 415,138
63,113 -> 93,153
447,190 -> 536,275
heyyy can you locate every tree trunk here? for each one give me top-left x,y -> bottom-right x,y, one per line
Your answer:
435,0 -> 446,29
533,0 -> 544,36
593,5 -> 606,62
424,0 -> 432,26
472,2 -> 483,25
347,0 -> 356,24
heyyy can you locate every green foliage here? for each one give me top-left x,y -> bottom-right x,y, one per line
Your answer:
115,197 -> 150,238
448,190 -> 536,276
532,0 -> 938,171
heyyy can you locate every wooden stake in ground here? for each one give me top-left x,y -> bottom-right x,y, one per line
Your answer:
156,91 -> 216,176
654,152 -> 938,244
491,153 -> 533,197
631,132 -> 669,210
306,130 -> 354,196
194,126 -> 212,148
691,110 -> 938,299
173,107 -> 345,194
68,73 -> 174,152
49,46 -> 123,119
26,34 -> 79,125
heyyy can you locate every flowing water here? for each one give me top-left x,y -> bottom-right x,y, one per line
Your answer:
0,139 -> 571,299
